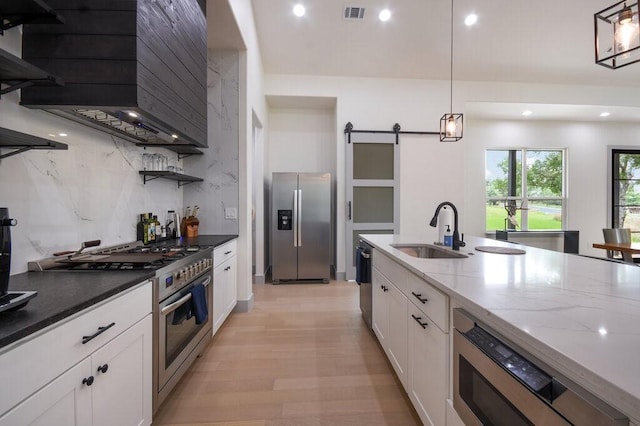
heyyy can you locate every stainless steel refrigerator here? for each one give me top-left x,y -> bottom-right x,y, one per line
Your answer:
271,172 -> 331,283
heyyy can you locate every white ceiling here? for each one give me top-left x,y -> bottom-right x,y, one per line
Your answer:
251,0 -> 639,87
206,0 -> 640,121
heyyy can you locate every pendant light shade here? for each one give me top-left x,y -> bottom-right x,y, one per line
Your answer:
440,0 -> 463,142
595,0 -> 640,69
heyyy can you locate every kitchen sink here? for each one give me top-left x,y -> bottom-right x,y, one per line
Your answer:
390,243 -> 468,259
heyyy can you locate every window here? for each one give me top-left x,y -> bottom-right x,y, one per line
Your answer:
611,150 -> 640,240
485,149 -> 566,231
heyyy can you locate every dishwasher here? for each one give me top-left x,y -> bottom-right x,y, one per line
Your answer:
355,240 -> 372,330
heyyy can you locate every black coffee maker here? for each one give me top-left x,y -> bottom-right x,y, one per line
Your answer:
0,208 -> 36,313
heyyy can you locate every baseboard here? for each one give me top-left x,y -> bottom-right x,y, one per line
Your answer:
233,293 -> 254,313
336,271 -> 346,281
253,274 -> 265,284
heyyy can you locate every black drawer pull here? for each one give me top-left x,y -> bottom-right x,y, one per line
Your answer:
411,314 -> 428,329
97,364 -> 109,374
225,266 -> 231,271
82,376 -> 94,386
224,251 -> 232,255
82,322 -> 116,344
411,292 -> 428,304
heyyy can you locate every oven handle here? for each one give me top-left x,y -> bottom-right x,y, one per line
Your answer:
160,276 -> 211,317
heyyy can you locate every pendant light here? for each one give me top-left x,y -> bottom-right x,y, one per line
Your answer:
440,0 -> 463,142
595,0 -> 640,69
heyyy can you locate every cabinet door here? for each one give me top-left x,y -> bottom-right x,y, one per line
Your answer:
371,268 -> 389,344
408,303 -> 447,426
224,255 -> 237,314
91,315 -> 152,426
213,262 -> 227,335
0,359 -> 92,426
386,282 -> 408,390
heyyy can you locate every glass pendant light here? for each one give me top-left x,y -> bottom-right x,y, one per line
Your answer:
440,0 -> 463,142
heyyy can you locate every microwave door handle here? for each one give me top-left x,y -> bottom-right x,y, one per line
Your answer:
293,190 -> 298,247
298,189 -> 302,246
160,293 -> 192,316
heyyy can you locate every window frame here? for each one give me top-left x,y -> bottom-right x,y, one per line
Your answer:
485,148 -> 567,232
610,149 -> 640,234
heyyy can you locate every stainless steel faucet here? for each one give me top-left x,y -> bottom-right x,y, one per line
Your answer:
429,201 -> 466,251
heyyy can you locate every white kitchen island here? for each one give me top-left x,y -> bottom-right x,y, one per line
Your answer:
362,233 -> 640,425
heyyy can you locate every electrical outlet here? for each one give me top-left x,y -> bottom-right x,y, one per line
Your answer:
224,207 -> 237,220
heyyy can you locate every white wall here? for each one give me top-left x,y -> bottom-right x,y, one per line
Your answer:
264,74 -> 640,274
0,28 -> 183,275
268,107 -> 336,174
228,0 -> 267,307
464,119 -> 640,256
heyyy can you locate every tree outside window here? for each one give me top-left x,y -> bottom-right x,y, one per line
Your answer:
485,149 -> 565,231
612,150 -> 640,241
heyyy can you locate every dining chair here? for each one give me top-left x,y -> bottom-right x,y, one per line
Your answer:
602,228 -> 634,263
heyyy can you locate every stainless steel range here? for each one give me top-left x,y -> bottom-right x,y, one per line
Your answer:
29,240 -> 214,413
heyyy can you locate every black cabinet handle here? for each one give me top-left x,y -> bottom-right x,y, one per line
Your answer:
82,376 -> 95,386
383,285 -> 389,292
411,292 -> 428,304
225,266 -> 231,271
411,314 -> 428,329
224,251 -> 232,255
97,364 -> 109,374
82,322 -> 116,344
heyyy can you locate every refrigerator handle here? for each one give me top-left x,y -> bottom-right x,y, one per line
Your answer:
298,189 -> 302,246
348,201 -> 352,220
293,189 -> 299,247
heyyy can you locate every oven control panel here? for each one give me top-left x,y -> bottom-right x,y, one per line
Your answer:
171,258 -> 212,287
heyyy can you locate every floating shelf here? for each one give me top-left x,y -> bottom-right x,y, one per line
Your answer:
0,48 -> 63,96
136,143 -> 204,159
0,127 -> 68,159
0,0 -> 65,33
139,171 -> 203,188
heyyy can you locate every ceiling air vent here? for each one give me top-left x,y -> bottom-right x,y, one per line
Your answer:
344,6 -> 365,20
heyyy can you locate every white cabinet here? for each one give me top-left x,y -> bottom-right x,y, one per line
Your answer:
0,281 -> 152,426
372,254 -> 408,389
213,239 -> 237,336
408,303 -> 447,426
372,249 -> 449,426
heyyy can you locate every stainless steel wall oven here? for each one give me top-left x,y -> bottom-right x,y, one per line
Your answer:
453,309 -> 627,426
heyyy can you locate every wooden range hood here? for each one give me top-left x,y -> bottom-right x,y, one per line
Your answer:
19,0 -> 207,149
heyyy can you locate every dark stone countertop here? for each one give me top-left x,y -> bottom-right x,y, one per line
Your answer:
0,234 -> 238,350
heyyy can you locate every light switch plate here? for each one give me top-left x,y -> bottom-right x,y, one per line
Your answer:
224,207 -> 237,219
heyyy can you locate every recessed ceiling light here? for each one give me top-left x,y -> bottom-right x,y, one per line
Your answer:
48,133 -> 56,138
379,9 -> 391,22
464,14 -> 478,26
522,110 -> 533,116
172,134 -> 179,139
293,4 -> 306,17
58,133 -> 68,137
600,112 -> 611,117
128,112 -> 138,118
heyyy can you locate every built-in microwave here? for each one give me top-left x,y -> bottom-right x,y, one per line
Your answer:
452,309 -> 628,426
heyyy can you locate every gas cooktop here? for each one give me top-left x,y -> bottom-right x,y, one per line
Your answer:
28,241 -> 209,272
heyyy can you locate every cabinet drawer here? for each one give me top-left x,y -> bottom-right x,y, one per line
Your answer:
214,239 -> 237,268
406,272 -> 448,332
374,250 -> 407,293
0,281 -> 152,416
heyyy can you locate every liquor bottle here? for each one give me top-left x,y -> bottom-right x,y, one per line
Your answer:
142,213 -> 149,245
147,212 -> 156,243
136,213 -> 145,242
153,215 -> 161,241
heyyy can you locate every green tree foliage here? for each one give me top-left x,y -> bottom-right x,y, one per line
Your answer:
616,153 -> 640,226
527,151 -> 562,196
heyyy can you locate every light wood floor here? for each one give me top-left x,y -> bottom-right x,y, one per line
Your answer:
152,280 -> 421,426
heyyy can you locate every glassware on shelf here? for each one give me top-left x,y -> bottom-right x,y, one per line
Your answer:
142,153 -> 152,170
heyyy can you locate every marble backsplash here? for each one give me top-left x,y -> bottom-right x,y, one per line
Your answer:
0,30 -> 183,275
184,49 -> 239,235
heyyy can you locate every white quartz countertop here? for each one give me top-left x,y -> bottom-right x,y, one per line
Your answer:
361,234 -> 640,423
